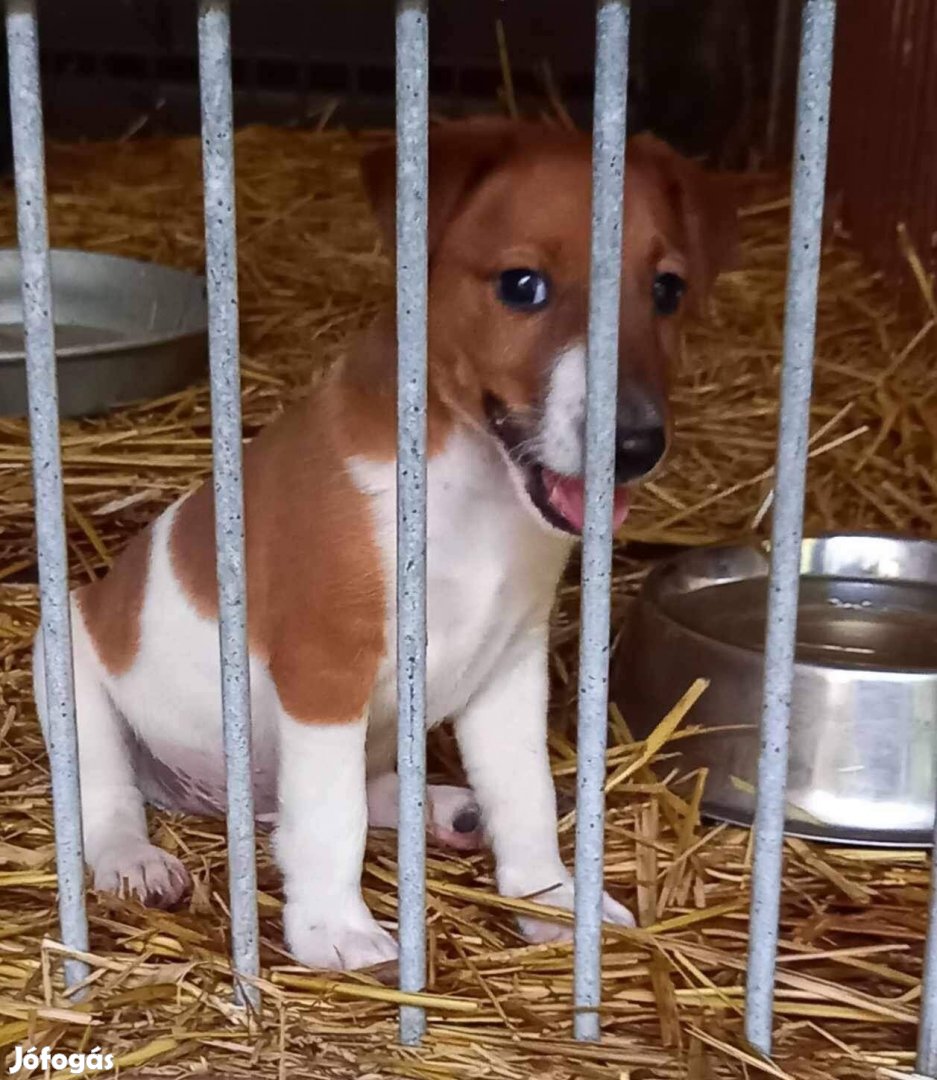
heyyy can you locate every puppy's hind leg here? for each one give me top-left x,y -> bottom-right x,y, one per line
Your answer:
33,607 -> 189,908
367,771 -> 484,852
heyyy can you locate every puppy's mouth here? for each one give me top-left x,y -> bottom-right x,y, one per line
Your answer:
482,392 -> 632,536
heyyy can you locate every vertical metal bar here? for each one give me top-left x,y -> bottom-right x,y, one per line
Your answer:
5,0 -> 89,991
765,0 -> 794,162
573,0 -> 629,1044
196,0 -> 260,1008
919,832 -> 937,1076
395,0 -> 429,1048
744,0 -> 836,1055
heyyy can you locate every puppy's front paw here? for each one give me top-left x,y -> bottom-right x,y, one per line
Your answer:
515,877 -> 635,944
92,842 -> 190,908
285,901 -> 399,971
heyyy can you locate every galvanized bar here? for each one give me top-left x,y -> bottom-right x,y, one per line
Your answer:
196,0 -> 260,1009
5,0 -> 89,991
920,833 -> 937,1074
744,0 -> 836,1055
573,0 -> 630,1044
395,0 -> 429,1048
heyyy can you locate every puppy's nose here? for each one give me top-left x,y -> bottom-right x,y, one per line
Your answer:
615,385 -> 667,483
615,425 -> 667,483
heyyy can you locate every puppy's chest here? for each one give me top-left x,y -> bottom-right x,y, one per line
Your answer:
353,435 -> 568,726
420,522 -> 533,716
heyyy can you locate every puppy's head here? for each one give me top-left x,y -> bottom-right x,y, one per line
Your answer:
361,119 -> 737,536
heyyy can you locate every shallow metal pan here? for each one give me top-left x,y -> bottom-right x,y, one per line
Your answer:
0,248 -> 208,418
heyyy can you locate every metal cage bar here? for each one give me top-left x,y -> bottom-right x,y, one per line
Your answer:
744,0 -> 837,1054
573,0 -> 630,1044
6,0 -> 89,991
394,0 -> 430,1047
196,0 -> 260,1008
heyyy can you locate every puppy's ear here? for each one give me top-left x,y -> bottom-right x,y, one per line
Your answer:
360,118 -> 519,260
629,133 -> 740,312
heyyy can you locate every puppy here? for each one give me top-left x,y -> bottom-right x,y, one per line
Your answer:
33,120 -> 737,971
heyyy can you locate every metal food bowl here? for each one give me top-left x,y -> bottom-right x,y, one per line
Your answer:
612,534 -> 937,847
0,249 -> 208,418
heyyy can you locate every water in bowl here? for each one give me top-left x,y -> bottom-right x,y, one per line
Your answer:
661,575 -> 937,671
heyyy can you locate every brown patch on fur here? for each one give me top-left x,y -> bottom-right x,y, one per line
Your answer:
170,371 -> 392,724
334,311 -> 453,462
626,132 -> 740,308
360,118 -> 520,263
76,528 -> 152,676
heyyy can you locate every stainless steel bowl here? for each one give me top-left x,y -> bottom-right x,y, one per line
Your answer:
0,249 -> 208,418
612,534 -> 937,847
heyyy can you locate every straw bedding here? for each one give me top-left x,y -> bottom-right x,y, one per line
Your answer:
1,125 -> 936,1080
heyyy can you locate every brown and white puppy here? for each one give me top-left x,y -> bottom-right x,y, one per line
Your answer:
33,121 -> 737,971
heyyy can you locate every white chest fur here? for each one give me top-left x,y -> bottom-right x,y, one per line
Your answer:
350,426 -> 571,763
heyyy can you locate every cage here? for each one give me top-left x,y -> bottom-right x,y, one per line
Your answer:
1,2 -> 937,1079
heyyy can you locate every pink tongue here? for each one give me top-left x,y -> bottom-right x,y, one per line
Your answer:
544,471 -> 631,533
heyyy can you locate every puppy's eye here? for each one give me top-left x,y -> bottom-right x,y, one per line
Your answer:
652,271 -> 687,316
497,268 -> 550,311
